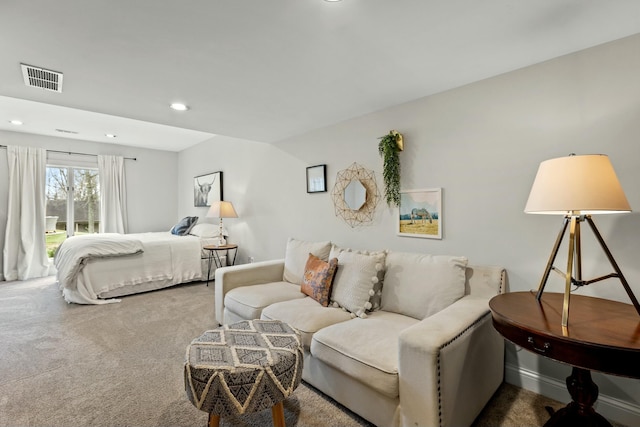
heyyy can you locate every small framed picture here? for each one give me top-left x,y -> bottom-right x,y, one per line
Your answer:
306,164 -> 327,193
397,188 -> 442,239
194,171 -> 223,207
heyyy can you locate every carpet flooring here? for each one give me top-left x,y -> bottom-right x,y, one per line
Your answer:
0,276 -> 626,427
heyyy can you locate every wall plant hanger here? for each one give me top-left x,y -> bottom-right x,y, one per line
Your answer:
378,130 -> 403,207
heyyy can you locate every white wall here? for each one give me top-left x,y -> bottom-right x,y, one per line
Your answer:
0,131 -> 179,277
178,34 -> 640,423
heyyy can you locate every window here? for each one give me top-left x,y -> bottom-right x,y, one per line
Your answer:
45,166 -> 100,257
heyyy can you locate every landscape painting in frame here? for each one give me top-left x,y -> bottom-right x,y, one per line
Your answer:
398,188 -> 442,239
194,171 -> 223,207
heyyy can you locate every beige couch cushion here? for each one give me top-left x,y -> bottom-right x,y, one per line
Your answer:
329,246 -> 386,318
283,238 -> 332,285
310,311 -> 418,398
224,281 -> 305,320
381,251 -> 468,320
261,297 -> 352,349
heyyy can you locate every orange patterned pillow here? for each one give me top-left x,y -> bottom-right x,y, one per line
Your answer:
301,253 -> 338,307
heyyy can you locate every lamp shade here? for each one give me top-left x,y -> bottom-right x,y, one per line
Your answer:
207,201 -> 238,218
524,154 -> 631,215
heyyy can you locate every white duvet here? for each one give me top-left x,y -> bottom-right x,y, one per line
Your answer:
55,232 -> 203,304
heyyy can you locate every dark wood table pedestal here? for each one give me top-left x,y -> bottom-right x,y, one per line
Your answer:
544,367 -> 610,427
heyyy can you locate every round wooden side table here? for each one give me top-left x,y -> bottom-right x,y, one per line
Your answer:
489,291 -> 640,427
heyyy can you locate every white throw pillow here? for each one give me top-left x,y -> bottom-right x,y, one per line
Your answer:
283,238 -> 332,285
329,246 -> 386,318
381,251 -> 468,320
189,223 -> 228,238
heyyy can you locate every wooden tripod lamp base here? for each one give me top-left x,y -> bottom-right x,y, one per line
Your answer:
534,214 -> 640,328
524,154 -> 639,328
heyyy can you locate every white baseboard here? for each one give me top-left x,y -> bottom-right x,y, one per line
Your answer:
505,363 -> 640,426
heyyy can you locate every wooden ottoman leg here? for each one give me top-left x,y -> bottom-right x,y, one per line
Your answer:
271,401 -> 285,427
208,413 -> 220,427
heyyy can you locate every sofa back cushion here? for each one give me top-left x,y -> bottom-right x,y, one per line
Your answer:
301,254 -> 338,307
329,246 -> 386,318
283,238 -> 332,285
381,251 -> 468,320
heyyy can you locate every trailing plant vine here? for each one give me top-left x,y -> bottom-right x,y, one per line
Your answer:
378,131 -> 402,207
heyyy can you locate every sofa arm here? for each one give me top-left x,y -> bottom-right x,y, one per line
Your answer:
398,296 -> 504,427
214,259 -> 285,325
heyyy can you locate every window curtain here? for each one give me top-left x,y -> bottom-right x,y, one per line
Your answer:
98,155 -> 128,234
3,146 -> 50,281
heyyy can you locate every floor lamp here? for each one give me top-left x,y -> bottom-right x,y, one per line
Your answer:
207,201 -> 238,246
524,154 -> 640,328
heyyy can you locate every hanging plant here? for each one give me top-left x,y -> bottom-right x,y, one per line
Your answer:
378,130 -> 403,207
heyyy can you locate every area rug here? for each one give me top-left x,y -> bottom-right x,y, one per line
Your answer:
0,276 -> 627,427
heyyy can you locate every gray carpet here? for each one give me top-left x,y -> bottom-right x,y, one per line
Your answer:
0,276 -> 624,427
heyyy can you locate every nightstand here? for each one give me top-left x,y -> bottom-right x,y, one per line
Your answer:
203,244 -> 238,286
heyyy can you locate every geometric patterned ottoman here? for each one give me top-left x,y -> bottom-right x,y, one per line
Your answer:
184,320 -> 303,427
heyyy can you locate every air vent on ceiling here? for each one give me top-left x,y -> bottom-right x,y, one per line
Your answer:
55,128 -> 78,134
21,63 -> 63,92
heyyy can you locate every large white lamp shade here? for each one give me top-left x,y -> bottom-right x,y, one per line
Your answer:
525,154 -> 630,215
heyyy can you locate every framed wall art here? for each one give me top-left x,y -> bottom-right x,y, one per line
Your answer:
306,164 -> 327,193
194,171 -> 223,207
397,188 -> 442,239
330,162 -> 380,227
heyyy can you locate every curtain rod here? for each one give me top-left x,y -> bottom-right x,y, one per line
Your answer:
0,145 -> 137,161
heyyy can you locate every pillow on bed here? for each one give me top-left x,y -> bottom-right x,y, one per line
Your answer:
170,216 -> 198,236
189,223 -> 228,238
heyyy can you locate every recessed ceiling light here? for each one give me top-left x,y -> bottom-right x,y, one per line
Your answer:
105,133 -> 117,138
324,0 -> 342,2
170,102 -> 189,111
9,120 -> 23,125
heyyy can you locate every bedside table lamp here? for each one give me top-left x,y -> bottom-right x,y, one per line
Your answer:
524,154 -> 640,327
207,201 -> 238,246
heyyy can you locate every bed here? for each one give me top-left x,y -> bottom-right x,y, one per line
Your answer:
54,225 -> 221,304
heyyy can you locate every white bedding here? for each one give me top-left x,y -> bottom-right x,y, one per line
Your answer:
55,232 -> 208,304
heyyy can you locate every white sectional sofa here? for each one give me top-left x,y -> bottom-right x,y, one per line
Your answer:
214,239 -> 506,427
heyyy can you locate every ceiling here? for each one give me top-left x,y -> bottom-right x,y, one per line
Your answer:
2,1 -> 640,152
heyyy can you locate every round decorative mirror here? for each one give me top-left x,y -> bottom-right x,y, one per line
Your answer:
344,180 -> 366,211
331,163 -> 380,227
